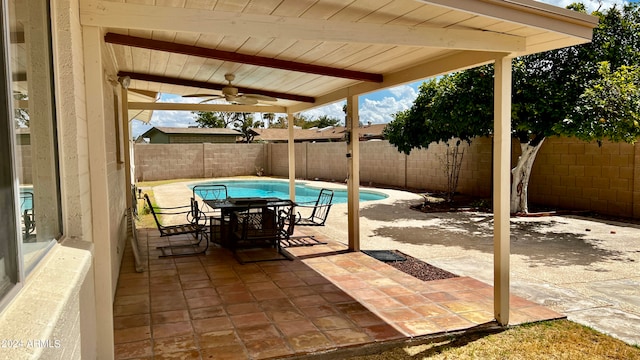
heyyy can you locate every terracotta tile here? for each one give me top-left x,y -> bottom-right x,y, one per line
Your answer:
302,275 -> 331,286
114,326 -> 151,344
219,291 -> 255,304
440,300 -> 485,313
324,327 -> 372,346
244,337 -> 293,359
299,304 -> 338,318
150,275 -> 181,286
225,302 -> 261,316
154,350 -> 201,360
378,285 -> 415,297
186,296 -> 222,309
198,329 -> 240,349
333,301 -> 370,315
114,285 -> 149,297
114,339 -> 152,359
363,324 -> 404,341
250,287 -> 287,301
215,283 -> 248,294
150,282 -> 184,294
459,310 -> 494,324
153,334 -> 197,355
114,302 -> 150,317
152,321 -> 194,339
230,312 -> 271,328
183,287 -> 218,299
151,297 -> 188,313
378,308 -> 421,322
115,294 -> 150,307
244,280 -> 278,291
321,291 -> 355,304
275,319 -> 319,337
181,279 -> 213,290
312,315 -> 355,330
411,303 -> 450,317
190,305 -> 226,320
149,269 -> 178,278
392,294 -> 429,307
114,314 -> 151,330
286,332 -> 333,352
281,286 -> 316,297
259,298 -> 297,311
235,324 -> 281,342
192,316 -> 233,333
267,308 -> 306,323
152,310 -> 190,324
518,305 -> 564,321
200,344 -> 248,360
179,272 -> 210,283
362,296 -> 404,309
422,291 -> 459,302
291,294 -> 329,307
430,315 -> 474,332
396,319 -> 443,336
348,287 -> 388,300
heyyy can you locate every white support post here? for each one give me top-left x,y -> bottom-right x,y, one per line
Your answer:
493,55 -> 512,326
82,25 -> 115,359
121,85 -> 132,209
287,113 -> 296,201
346,94 -> 360,252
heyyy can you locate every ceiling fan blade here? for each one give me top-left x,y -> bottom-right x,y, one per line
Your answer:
243,94 -> 277,102
231,96 -> 259,105
182,93 -> 220,98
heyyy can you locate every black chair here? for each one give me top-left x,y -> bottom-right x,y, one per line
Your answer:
295,188 -> 334,226
20,191 -> 35,240
230,203 -> 293,264
143,193 -> 209,257
192,184 -> 228,244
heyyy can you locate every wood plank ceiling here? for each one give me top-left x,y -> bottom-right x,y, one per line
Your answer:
81,0 -> 598,113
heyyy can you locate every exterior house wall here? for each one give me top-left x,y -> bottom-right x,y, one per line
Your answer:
0,0 -> 100,359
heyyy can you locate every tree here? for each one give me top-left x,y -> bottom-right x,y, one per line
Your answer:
233,113 -> 264,143
262,112 -> 275,128
384,4 -> 640,214
192,111 -> 235,128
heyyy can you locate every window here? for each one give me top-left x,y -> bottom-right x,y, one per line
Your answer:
0,0 -> 61,304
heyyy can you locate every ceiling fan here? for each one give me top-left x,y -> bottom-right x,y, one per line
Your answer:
183,73 -> 277,105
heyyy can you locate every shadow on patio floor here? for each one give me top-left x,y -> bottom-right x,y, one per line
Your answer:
113,228 -> 563,359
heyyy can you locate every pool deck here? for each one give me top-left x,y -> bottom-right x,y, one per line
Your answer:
142,177 -> 640,347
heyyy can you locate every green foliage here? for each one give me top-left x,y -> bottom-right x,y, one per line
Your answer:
271,113 -> 341,129
192,111 -> 233,128
559,62 -> 640,143
385,3 -> 640,154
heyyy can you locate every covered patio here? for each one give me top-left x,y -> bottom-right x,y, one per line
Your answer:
114,228 -> 561,359
80,0 -> 599,357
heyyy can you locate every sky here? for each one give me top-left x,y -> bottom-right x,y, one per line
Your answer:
131,0 -> 635,138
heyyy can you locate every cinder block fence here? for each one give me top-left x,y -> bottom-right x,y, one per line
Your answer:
134,137 -> 640,219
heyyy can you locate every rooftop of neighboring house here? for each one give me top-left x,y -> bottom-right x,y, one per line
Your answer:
250,123 -> 387,142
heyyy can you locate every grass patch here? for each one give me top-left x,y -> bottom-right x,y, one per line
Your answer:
347,320 -> 640,359
134,190 -> 157,229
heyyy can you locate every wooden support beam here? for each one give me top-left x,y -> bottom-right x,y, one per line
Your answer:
106,33 -> 383,83
117,71 -> 315,103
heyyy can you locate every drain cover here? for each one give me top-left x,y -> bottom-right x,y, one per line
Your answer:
362,250 -> 406,262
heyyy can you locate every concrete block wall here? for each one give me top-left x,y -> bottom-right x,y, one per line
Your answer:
529,137 -> 637,217
134,138 -> 639,218
135,144 -> 204,181
204,143 -> 267,178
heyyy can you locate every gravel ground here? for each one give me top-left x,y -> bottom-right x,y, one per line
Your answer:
365,250 -> 459,282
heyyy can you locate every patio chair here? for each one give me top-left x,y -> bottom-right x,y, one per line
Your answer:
295,188 -> 334,226
192,184 -> 228,244
230,204 -> 293,264
143,193 -> 209,257
20,191 -> 35,240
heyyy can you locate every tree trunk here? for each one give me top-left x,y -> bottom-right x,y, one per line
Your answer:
510,139 -> 545,214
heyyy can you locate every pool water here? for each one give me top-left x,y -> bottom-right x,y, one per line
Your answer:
192,180 -> 387,204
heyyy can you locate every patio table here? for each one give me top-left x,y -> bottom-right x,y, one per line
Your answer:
203,197 -> 295,248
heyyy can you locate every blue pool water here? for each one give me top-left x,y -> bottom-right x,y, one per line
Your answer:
20,187 -> 33,213
192,180 -> 387,204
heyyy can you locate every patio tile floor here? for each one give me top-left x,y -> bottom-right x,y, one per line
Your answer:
114,228 -> 564,359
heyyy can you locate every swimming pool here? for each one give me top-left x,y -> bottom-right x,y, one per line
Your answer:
192,180 -> 387,204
